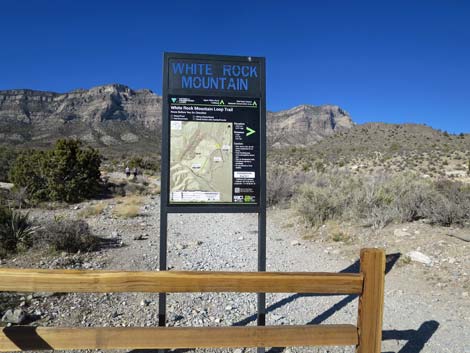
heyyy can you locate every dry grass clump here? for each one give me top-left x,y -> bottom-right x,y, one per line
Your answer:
293,171 -> 470,229
78,202 -> 106,218
113,196 -> 143,218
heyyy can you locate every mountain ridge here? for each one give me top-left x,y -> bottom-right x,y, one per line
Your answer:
0,83 -> 353,151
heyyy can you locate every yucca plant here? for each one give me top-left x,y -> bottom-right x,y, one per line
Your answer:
0,206 -> 36,256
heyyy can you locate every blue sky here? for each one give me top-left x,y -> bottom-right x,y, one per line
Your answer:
1,1 -> 469,133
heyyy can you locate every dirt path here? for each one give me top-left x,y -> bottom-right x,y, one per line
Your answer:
2,196 -> 469,352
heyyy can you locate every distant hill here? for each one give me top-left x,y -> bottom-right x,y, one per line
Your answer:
1,84 -> 468,179
0,84 -> 354,154
0,84 -> 161,155
270,122 -> 470,179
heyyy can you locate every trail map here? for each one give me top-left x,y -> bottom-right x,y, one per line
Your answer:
168,95 -> 260,205
170,121 -> 233,202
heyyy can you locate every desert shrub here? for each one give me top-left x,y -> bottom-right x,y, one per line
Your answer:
0,147 -> 18,182
43,139 -> 101,202
9,139 -> 102,203
420,192 -> 463,226
9,150 -> 48,201
0,206 -> 36,257
8,187 -> 29,209
293,171 -> 357,226
295,184 -> 343,227
267,166 -> 299,206
420,180 -> 470,226
0,190 -> 7,207
354,174 -> 434,227
128,156 -> 143,169
123,181 -> 148,195
38,219 -> 100,253
314,160 -> 326,173
388,143 -> 401,153
128,156 -> 160,172
294,171 -> 470,229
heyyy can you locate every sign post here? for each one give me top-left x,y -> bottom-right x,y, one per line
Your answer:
160,52 -> 266,351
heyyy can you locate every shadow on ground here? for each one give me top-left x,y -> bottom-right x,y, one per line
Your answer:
131,253 -> 439,353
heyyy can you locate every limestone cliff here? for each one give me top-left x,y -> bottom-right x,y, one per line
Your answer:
0,84 -> 353,150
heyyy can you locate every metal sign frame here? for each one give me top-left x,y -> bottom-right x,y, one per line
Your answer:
161,52 -> 266,213
159,52 -> 267,352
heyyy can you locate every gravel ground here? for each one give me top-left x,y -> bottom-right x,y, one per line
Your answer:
1,196 -> 469,353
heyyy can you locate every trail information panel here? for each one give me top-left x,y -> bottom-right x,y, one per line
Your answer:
169,96 -> 260,204
162,53 -> 266,210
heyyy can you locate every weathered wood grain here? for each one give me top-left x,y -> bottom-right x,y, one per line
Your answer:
356,248 -> 385,353
0,269 -> 363,294
0,325 -> 358,351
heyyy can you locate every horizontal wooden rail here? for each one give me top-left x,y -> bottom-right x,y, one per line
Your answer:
0,249 -> 385,352
0,269 -> 363,294
0,325 -> 358,351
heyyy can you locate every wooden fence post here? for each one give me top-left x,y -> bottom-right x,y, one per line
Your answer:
356,248 -> 385,353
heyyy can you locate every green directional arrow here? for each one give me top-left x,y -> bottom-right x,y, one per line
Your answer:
252,101 -> 257,106
171,98 -> 177,103
246,126 -> 256,136
219,99 -> 225,105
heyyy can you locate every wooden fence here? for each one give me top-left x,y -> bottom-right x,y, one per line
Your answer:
0,248 -> 385,352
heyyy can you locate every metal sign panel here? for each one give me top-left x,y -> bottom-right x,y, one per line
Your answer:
162,53 -> 266,212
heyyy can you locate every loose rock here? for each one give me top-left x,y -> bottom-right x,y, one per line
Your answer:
407,251 -> 432,265
394,229 -> 411,237
1,309 -> 28,324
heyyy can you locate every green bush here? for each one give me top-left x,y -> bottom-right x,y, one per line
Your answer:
128,156 -> 160,172
0,147 -> 18,182
314,160 -> 326,173
0,206 -> 36,257
8,150 -> 48,201
9,139 -> 102,203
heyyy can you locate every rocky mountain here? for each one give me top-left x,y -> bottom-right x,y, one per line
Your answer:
268,104 -> 353,147
0,84 -> 354,152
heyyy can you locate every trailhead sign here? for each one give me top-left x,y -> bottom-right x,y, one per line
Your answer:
160,53 -> 267,352
162,53 -> 266,211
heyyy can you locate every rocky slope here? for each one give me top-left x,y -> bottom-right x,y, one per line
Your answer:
268,104 -> 353,146
0,84 -> 162,151
0,84 -> 354,150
